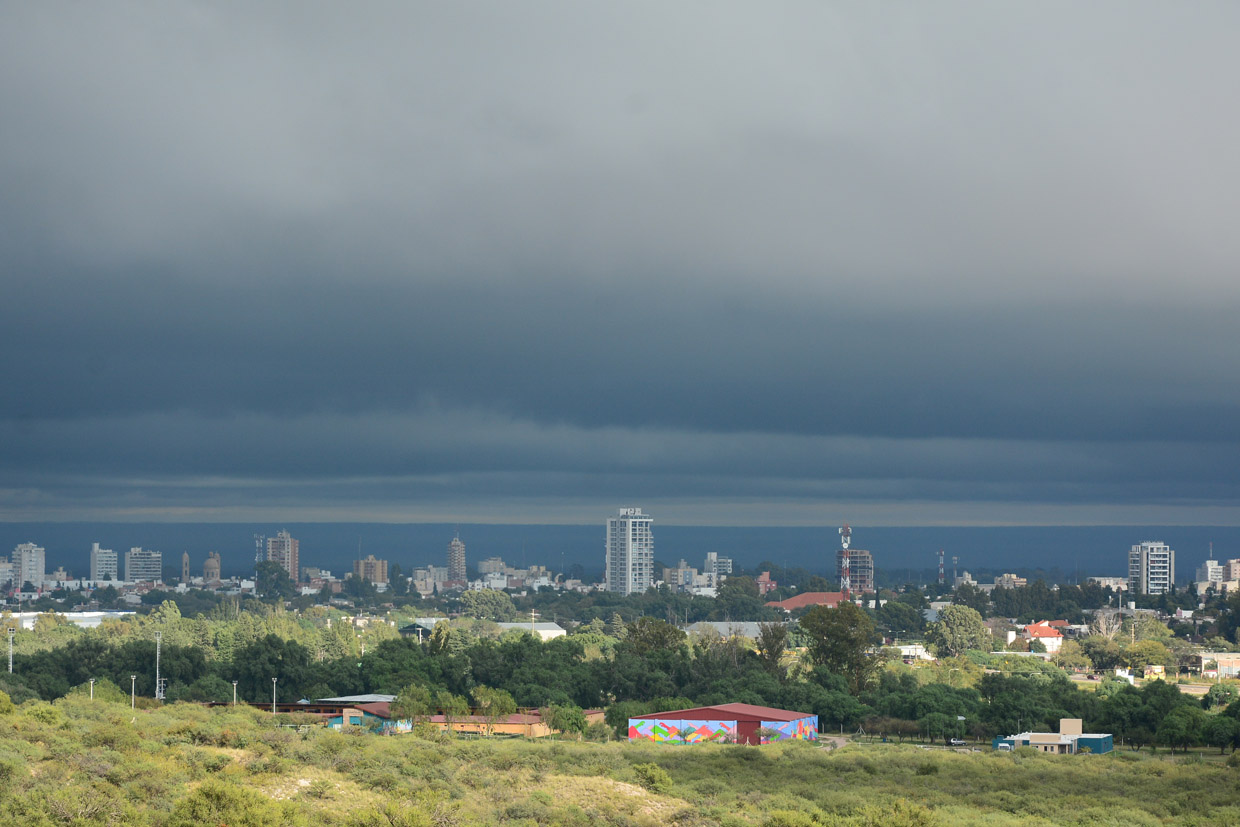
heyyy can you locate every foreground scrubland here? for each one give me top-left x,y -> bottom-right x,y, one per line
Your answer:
1,693 -> 1237,827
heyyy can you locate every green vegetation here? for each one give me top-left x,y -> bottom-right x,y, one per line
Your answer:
0,693 -> 1237,826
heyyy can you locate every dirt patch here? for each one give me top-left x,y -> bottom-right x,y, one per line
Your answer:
544,774 -> 680,820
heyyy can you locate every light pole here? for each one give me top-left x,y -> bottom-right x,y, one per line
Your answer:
130,675 -> 136,709
232,680 -> 238,706
271,677 -> 277,714
7,627 -> 14,674
89,678 -> 95,700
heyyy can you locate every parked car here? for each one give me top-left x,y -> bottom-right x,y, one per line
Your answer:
949,738 -> 968,746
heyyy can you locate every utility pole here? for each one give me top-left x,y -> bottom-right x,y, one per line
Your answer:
232,680 -> 238,706
130,675 -> 136,709
7,627 -> 13,674
89,678 -> 95,700
272,677 -> 277,714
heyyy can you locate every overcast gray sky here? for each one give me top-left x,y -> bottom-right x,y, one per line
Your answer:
3,2 -> 1239,525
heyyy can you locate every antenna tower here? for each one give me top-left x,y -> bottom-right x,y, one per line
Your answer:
838,524 -> 852,594
253,533 -> 266,565
937,549 -> 945,585
154,630 -> 166,701
952,556 -> 959,583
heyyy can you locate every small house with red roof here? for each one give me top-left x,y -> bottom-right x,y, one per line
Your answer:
629,703 -> 817,745
1022,620 -> 1064,653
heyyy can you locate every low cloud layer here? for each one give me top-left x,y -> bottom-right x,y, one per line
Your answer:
3,3 -> 1239,524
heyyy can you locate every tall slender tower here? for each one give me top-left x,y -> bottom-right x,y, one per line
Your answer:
605,508 -> 654,595
447,534 -> 466,582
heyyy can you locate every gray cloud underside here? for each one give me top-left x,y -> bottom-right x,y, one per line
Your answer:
3,3 -> 1240,522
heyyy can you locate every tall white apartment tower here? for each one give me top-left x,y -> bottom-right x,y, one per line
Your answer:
1129,541 -> 1175,595
90,542 -> 119,581
605,507 -> 654,595
14,543 -> 46,588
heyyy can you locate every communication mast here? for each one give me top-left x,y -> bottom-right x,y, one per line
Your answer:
838,524 -> 852,594
952,556 -> 959,584
253,533 -> 266,566
154,630 -> 166,701
937,549 -> 945,585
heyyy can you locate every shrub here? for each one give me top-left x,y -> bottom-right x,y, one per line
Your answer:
632,762 -> 673,793
166,779 -> 288,827
915,762 -> 939,776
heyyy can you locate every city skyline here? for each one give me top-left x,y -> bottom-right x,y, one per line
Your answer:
4,6 -> 1240,527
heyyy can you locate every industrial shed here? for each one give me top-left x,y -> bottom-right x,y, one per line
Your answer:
628,703 -> 818,745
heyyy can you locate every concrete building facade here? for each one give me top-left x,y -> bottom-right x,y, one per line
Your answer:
353,554 -> 389,584
1129,541 -> 1175,595
90,542 -> 118,581
15,543 -> 46,588
605,507 -> 654,595
267,530 -> 299,581
447,535 -> 466,582
124,547 -> 162,583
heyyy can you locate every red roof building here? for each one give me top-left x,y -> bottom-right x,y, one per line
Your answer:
629,703 -> 818,745
1022,621 -> 1064,653
764,591 -> 846,612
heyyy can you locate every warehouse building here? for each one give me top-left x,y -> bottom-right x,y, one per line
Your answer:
628,703 -> 817,745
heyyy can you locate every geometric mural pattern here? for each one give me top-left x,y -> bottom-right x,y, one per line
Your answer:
628,719 -> 737,744
759,716 -> 818,743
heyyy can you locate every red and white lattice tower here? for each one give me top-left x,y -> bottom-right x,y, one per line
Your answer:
937,549 -> 945,585
839,524 -> 852,594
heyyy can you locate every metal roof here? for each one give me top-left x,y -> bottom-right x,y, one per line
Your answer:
630,703 -> 811,722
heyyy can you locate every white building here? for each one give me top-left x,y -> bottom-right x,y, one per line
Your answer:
1129,541 -> 1175,595
1198,559 -> 1224,584
605,507 -> 654,595
0,558 -> 13,587
125,547 -> 163,583
90,542 -> 119,581
14,543 -> 45,588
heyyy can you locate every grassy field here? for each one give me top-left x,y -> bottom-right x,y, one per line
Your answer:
1,695 -> 1238,826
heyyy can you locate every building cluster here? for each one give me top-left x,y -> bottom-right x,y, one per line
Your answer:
1193,555 -> 1240,595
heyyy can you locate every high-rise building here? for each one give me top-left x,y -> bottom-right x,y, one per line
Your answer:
90,542 -> 118,581
1198,559 -> 1223,583
0,558 -> 13,589
478,557 -> 506,575
447,534 -> 466,582
605,507 -> 654,595
125,547 -> 162,583
203,552 -> 221,582
267,530 -> 299,581
836,548 -> 875,593
1226,559 -> 1240,582
181,551 -> 191,582
14,543 -> 46,588
1129,541 -> 1175,595
353,554 -> 389,584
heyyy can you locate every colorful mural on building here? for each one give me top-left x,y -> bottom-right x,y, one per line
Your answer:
628,719 -> 737,744
759,716 -> 818,743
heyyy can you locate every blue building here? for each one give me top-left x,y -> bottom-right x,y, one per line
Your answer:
992,718 -> 1112,754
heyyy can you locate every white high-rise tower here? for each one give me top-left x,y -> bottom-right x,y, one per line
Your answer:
605,507 -> 654,595
1129,541 -> 1175,595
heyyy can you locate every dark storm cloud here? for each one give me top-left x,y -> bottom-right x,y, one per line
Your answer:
2,2 -> 1240,522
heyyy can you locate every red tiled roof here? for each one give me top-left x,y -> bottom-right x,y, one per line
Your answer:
1024,622 -> 1063,638
764,591 -> 845,611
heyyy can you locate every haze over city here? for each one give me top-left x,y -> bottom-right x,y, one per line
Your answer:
3,3 -> 1240,532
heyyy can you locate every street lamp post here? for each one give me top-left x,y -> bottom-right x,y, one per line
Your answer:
232,680 -> 238,706
89,678 -> 95,700
7,627 -> 14,673
271,677 -> 277,714
130,675 -> 136,709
